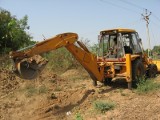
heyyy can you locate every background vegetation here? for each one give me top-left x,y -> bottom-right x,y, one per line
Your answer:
43,48 -> 80,72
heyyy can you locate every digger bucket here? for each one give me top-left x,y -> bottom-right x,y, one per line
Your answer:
13,55 -> 48,80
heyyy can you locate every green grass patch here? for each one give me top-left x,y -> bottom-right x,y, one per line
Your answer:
75,113 -> 83,120
93,100 -> 115,113
136,78 -> 160,94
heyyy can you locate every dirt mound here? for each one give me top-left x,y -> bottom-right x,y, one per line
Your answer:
0,68 -> 21,97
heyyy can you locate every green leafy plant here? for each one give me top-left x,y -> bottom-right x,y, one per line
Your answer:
93,100 -> 115,113
44,48 -> 80,72
0,8 -> 35,54
136,78 -> 160,94
75,113 -> 83,120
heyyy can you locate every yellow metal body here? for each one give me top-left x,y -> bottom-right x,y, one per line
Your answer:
97,55 -> 134,81
126,54 -> 132,82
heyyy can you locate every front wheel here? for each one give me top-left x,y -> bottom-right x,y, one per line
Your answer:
103,78 -> 112,86
132,59 -> 145,87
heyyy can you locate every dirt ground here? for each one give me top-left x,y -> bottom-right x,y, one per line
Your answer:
0,68 -> 160,120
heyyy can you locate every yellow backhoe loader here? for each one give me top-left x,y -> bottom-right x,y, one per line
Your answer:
9,28 -> 160,89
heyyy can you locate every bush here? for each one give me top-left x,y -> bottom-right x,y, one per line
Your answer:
136,78 -> 160,94
93,100 -> 115,113
43,48 -> 80,72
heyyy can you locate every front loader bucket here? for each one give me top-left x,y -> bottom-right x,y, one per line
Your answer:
13,55 -> 48,80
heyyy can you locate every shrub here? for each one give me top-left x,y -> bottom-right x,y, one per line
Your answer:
136,78 -> 160,94
93,100 -> 115,113
43,48 -> 80,72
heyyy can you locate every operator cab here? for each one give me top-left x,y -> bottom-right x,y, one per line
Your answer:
98,28 -> 143,59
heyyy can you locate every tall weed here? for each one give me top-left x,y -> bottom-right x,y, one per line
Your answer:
136,78 -> 160,94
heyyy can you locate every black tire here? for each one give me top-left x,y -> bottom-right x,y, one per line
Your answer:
132,59 -> 145,86
147,64 -> 158,78
104,78 -> 112,86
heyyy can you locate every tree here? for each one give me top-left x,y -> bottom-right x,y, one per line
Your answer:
152,45 -> 160,59
90,43 -> 99,55
152,45 -> 160,54
0,8 -> 35,54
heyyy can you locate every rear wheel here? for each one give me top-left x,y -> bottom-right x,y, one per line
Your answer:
132,59 -> 145,87
147,64 -> 157,78
104,78 -> 112,86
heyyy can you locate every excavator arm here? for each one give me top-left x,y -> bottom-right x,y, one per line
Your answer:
10,33 -> 78,59
10,33 -> 103,84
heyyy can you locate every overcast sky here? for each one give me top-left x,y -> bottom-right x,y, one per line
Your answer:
1,0 -> 160,49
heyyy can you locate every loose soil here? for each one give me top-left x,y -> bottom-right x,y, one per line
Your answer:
0,68 -> 160,120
